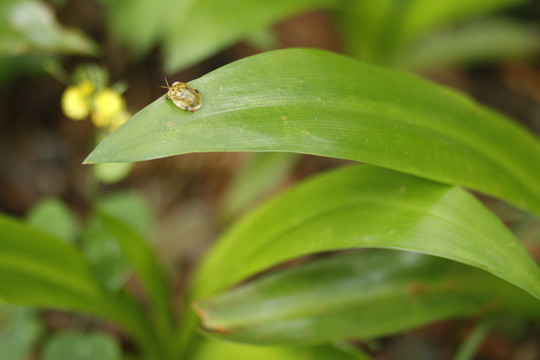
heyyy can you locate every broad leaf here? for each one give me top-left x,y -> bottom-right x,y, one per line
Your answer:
191,340 -> 371,360
98,191 -> 153,238
103,0 -> 337,71
220,152 -> 300,222
85,49 -> 540,216
399,0 -> 528,46
42,332 -> 121,360
0,306 -> 43,360
162,0 -> 338,72
335,0 -> 528,65
26,197 -> 78,243
194,250 -> 540,345
0,0 -> 98,56
0,213 -> 103,311
398,19 -> 540,72
81,215 -> 131,291
0,214 -> 162,359
191,165 -> 540,301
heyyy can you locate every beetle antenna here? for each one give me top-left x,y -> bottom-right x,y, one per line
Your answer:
161,76 -> 170,89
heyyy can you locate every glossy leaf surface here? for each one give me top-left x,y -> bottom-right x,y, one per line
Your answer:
85,49 -> 540,216
195,250 -> 540,345
191,166 -> 540,301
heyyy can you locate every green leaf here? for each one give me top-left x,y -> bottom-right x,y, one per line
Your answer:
42,332 -> 121,360
26,197 -> 78,243
194,250 -> 540,345
98,191 -> 153,236
191,340 -> 371,360
162,0 -> 338,72
103,0 -> 337,70
398,19 -> 540,72
335,0 -> 410,64
0,213 -> 104,311
220,152 -> 300,222
192,165 -> 540,301
398,0 -> 528,46
101,0 -> 173,57
97,212 -> 172,339
0,0 -> 98,56
0,213 -> 162,359
84,49 -> 540,216
244,27 -> 279,51
81,216 -> 131,291
452,318 -> 494,360
335,0 -> 527,65
0,306 -> 43,360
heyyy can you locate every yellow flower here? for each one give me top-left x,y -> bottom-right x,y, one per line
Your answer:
91,88 -> 126,128
61,81 -> 94,120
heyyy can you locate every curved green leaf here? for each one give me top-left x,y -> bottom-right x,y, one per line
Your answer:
0,213 -> 162,359
104,0 -> 336,69
42,332 -> 121,360
85,49 -> 540,216
0,306 -> 43,360
194,250 -> 540,345
0,0 -> 98,57
192,340 -> 371,360
220,152 -> 300,222
399,0 -> 528,46
0,213 -> 103,310
336,0 -> 527,65
162,0 -> 338,72
191,165 -> 540,300
97,211 -> 172,338
398,19 -> 540,72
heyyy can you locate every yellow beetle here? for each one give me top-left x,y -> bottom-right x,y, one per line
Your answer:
162,78 -> 202,112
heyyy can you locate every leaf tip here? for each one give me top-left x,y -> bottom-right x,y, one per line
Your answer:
82,153 -> 95,165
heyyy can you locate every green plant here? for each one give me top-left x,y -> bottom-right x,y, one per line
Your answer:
85,47 -> 540,358
1,0 -> 540,359
5,46 -> 538,359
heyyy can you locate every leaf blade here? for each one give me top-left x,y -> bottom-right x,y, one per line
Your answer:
0,213 -> 102,311
0,213 -> 163,359
97,211 -> 172,337
85,49 -> 540,216
163,0 -> 338,72
194,250 -> 540,345
192,165 -> 540,301
398,19 -> 540,72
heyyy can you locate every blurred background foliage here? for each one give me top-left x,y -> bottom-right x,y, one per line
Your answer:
1,0 -> 540,359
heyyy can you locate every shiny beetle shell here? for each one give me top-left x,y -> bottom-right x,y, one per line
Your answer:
162,79 -> 202,112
